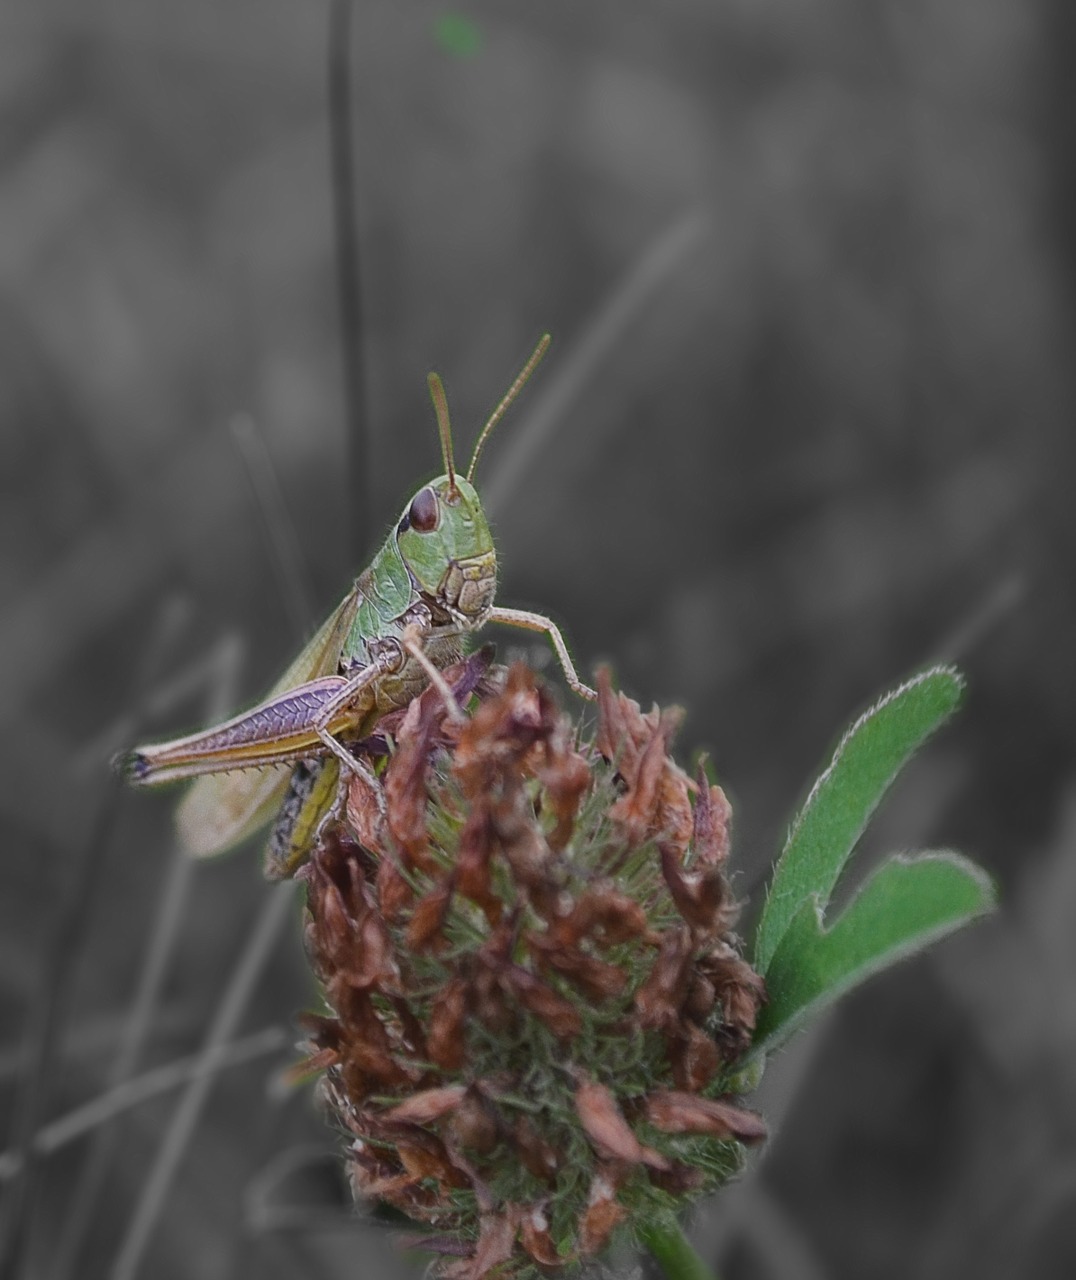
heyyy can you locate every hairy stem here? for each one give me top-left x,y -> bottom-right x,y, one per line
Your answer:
639,1212 -> 719,1280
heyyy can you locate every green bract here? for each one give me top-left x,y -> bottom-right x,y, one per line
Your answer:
751,666 -> 996,1058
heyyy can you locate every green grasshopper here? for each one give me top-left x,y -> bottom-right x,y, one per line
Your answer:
123,335 -> 595,875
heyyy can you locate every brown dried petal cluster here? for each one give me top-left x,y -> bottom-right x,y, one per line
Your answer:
296,656 -> 766,1279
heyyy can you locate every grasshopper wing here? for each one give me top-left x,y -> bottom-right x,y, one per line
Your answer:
176,588 -> 359,858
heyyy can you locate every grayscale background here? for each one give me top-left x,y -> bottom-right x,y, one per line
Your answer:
2,2 -> 1074,1278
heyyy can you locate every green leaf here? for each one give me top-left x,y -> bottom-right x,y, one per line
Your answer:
752,851 -> 996,1054
753,666 -> 965,974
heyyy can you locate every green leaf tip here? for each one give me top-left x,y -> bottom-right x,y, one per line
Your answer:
752,850 -> 996,1055
754,665 -> 965,974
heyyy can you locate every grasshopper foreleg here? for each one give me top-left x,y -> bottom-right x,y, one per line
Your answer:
487,606 -> 596,701
400,624 -> 466,724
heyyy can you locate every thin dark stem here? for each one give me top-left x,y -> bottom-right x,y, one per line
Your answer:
328,0 -> 370,563
639,1212 -> 720,1280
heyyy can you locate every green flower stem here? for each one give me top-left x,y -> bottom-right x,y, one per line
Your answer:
639,1212 -> 719,1280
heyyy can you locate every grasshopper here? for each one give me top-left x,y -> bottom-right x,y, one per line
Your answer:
122,335 -> 595,875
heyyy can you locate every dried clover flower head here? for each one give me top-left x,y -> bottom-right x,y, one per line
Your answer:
295,651 -> 766,1279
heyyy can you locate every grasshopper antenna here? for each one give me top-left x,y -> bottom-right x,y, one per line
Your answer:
466,333 -> 551,483
427,371 -> 459,499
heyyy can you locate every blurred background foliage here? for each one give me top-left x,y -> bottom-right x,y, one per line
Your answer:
1,1 -> 1074,1278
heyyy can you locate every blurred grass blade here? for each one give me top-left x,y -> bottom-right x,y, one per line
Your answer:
753,851 -> 996,1055
753,666 -> 965,974
109,884 -> 295,1280
0,1027 -> 286,1182
0,597 -> 187,1280
230,413 -> 316,634
483,210 -> 706,519
52,633 -> 245,1280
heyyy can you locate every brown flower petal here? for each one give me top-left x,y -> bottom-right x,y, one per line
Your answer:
577,1168 -> 628,1257
699,948 -> 768,1053
389,995 -> 427,1058
345,769 -> 387,856
683,971 -> 717,1022
464,920 -> 520,1033
492,790 -> 554,893
385,701 -> 438,872
567,884 -> 655,948
574,1078 -> 669,1170
375,852 -> 413,921
350,1147 -> 428,1209
294,1009 -> 342,1047
519,1203 -> 564,1269
634,926 -> 693,1031
659,841 -> 732,933
284,1044 -> 339,1084
442,1210 -> 519,1280
302,847 -> 355,967
406,875 -> 456,951
353,898 -> 398,991
383,650 -> 493,870
609,714 -> 669,847
505,965 -> 583,1040
646,1161 -> 706,1196
692,765 -> 731,868
534,736 -> 591,853
526,931 -> 628,1002
332,990 -> 418,1094
453,664 -> 550,798
470,966 -> 515,1035
426,977 -> 471,1071
393,1129 -> 471,1189
510,1115 -> 560,1185
717,956 -> 767,1027
668,1019 -> 722,1092
303,844 -> 400,993
654,759 -> 694,855
441,646 -> 498,710
593,667 -> 634,766
455,806 -> 501,924
448,1089 -> 500,1155
596,670 -> 693,852
383,1085 -> 468,1126
645,1090 -> 767,1144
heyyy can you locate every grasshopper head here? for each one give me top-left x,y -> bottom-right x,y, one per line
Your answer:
396,475 -> 496,622
399,335 -> 550,625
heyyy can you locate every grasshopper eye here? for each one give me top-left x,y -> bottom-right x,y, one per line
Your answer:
407,487 -> 439,533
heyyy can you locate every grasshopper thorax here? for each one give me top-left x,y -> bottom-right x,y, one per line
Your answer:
396,475 -> 496,624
